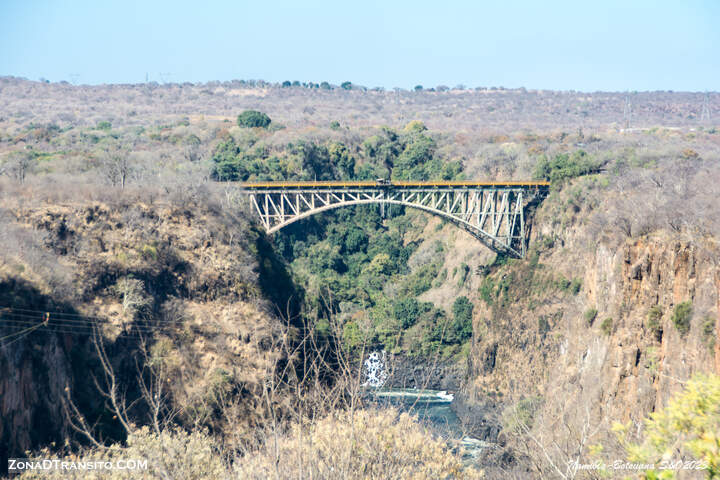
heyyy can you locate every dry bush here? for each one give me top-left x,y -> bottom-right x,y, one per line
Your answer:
17,427 -> 228,480
18,410 -> 480,480
236,407 -> 481,479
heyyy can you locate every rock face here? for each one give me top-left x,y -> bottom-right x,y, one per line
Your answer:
385,353 -> 463,391
464,223 -> 719,449
0,281 -> 78,466
0,199 -> 296,465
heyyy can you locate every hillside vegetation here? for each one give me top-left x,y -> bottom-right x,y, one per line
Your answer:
1,78 -> 720,478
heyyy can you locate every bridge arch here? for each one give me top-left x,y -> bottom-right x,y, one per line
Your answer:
265,198 -> 514,256
240,181 -> 549,258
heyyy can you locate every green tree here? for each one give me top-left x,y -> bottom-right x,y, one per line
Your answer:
328,142 -> 355,178
533,150 -> 601,183
672,301 -> 693,336
343,227 -> 367,254
391,131 -> 436,180
237,110 -> 271,128
393,298 -> 421,329
341,81 -> 353,90
614,373 -> 720,479
296,142 -> 334,180
451,296 -> 474,342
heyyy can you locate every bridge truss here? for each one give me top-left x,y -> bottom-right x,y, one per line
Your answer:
240,181 -> 549,258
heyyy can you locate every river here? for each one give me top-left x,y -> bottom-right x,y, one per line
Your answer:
368,388 -> 492,462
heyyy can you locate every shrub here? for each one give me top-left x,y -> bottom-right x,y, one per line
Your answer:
645,346 -> 659,375
702,315 -> 716,350
555,275 -> 571,291
140,243 -> 158,260
236,408 -> 481,479
402,261 -> 440,296
569,278 -> 582,295
600,317 -> 613,336
613,374 -> 720,479
19,427 -> 228,479
96,120 -> 112,130
681,148 -> 699,159
393,297 -> 421,329
538,316 -> 550,334
584,308 -> 598,326
479,277 -> 494,305
672,301 -> 692,336
236,110 -> 271,128
646,305 -> 663,341
451,296 -> 474,342
456,262 -> 470,287
532,150 -> 601,183
502,396 -> 544,433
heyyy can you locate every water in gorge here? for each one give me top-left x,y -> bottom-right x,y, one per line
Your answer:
363,351 -> 492,461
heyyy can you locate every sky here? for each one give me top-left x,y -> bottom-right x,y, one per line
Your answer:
1,0 -> 718,91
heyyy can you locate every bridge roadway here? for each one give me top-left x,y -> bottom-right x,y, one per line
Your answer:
238,180 -> 549,258
240,180 -> 550,189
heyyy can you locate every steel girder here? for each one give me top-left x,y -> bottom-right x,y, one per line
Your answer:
242,186 -> 542,258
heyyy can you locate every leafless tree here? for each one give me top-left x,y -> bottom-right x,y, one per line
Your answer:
2,150 -> 36,184
99,148 -> 134,189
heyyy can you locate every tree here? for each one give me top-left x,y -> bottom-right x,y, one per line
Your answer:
341,81 -> 352,90
100,148 -> 134,189
2,151 -> 36,184
451,296 -> 473,341
672,301 -> 693,335
533,150 -> 601,183
614,373 -> 720,479
393,298 -> 421,329
328,142 -> 355,179
237,110 -> 271,128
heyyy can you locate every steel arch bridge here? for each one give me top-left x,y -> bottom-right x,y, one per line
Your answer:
239,180 -> 549,258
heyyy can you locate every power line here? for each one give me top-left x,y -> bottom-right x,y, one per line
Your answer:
0,306 -> 194,345
0,305 -> 191,325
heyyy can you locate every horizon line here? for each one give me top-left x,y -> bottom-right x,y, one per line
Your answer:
1,75 -> 717,95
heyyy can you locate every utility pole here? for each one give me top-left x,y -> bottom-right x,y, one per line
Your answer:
701,91 -> 711,122
623,93 -> 631,129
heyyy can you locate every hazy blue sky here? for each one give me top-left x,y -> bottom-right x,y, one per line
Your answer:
1,0 -> 718,91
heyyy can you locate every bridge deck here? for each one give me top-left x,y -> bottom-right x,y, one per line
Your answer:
240,180 -> 550,189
